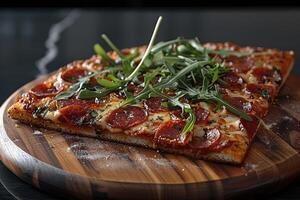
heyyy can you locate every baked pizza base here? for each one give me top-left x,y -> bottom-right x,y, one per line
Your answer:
8,102 -> 251,164
7,42 -> 295,164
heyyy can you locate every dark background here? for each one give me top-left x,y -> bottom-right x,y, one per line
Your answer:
1,9 -> 300,104
1,8 -> 300,200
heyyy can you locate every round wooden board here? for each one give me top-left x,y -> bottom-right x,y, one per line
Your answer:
1,76 -> 300,200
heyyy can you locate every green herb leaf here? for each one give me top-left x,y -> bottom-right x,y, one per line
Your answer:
181,108 -> 196,138
78,89 -> 112,99
160,61 -> 210,88
101,34 -> 125,59
69,14 -> 255,137
94,44 -> 115,65
96,78 -> 122,89
151,38 -> 181,53
122,60 -> 134,75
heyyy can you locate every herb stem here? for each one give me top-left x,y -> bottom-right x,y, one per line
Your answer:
101,34 -> 125,59
126,16 -> 163,81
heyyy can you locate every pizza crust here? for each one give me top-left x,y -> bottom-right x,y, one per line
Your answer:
8,103 -> 248,164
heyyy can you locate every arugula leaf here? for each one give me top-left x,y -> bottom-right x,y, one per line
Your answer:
55,73 -> 96,100
160,61 -> 210,88
96,73 -> 124,89
101,34 -> 125,59
55,82 -> 81,100
78,88 -> 112,99
96,79 -> 121,89
150,38 -> 181,53
62,14 -> 255,137
94,44 -> 115,65
122,60 -> 134,75
181,108 -> 196,138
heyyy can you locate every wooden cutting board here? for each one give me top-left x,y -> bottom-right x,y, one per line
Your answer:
1,76 -> 300,200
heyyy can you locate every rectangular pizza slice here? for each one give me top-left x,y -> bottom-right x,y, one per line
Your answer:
7,18 -> 294,164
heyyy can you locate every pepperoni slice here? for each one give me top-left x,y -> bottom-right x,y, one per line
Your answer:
58,104 -> 89,124
20,93 -> 38,113
194,107 -> 210,124
188,128 -> 221,149
252,67 -> 272,83
246,83 -> 276,100
224,56 -> 253,73
144,97 -> 165,112
154,120 -> 190,147
57,99 -> 98,125
240,115 -> 259,139
251,100 -> 269,117
58,99 -> 97,109
223,95 -> 252,112
251,67 -> 282,84
106,106 -> 147,129
246,83 -> 261,95
221,72 -> 243,90
30,83 -> 61,98
61,67 -> 87,83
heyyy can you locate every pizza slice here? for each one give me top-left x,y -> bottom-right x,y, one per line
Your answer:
7,17 -> 294,164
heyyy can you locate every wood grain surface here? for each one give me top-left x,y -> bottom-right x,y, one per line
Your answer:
1,76 -> 300,200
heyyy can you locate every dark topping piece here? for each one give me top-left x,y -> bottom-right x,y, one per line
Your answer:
106,106 -> 148,129
127,82 -> 143,94
30,83 -> 61,98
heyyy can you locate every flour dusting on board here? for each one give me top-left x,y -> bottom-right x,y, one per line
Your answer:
64,135 -> 172,169
69,142 -> 113,161
243,162 -> 258,176
33,130 -> 43,135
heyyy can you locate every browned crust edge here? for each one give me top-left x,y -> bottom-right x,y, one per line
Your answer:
8,104 -> 247,164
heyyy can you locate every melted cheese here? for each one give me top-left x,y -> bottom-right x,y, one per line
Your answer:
96,99 -> 122,133
127,112 -> 171,135
44,110 -> 61,121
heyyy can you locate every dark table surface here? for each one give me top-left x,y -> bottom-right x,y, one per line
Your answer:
1,8 -> 300,199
